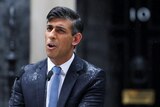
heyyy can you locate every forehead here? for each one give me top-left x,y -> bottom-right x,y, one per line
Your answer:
47,18 -> 73,28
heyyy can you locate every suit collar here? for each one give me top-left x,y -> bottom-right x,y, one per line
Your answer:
67,54 -> 83,73
58,55 -> 83,107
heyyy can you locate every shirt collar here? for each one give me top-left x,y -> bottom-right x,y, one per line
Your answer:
47,53 -> 75,76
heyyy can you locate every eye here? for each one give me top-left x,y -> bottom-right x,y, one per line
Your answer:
55,28 -> 66,34
46,25 -> 53,32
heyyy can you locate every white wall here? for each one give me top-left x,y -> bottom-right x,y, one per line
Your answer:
30,0 -> 75,63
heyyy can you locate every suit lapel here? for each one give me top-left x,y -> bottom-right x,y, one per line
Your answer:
35,59 -> 47,107
58,55 -> 83,107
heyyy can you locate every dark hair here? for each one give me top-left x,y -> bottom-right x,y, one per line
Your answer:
46,6 -> 83,35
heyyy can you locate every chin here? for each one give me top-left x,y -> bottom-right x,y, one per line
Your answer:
47,53 -> 56,59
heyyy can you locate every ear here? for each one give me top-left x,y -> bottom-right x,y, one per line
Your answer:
72,33 -> 82,46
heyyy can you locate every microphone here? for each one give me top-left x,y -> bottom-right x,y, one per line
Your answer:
47,70 -> 53,81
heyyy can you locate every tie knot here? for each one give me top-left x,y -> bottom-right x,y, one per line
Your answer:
52,66 -> 61,75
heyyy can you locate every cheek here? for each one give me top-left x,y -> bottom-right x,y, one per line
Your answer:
61,38 -> 73,48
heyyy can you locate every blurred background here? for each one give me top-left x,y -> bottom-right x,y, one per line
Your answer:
0,0 -> 160,107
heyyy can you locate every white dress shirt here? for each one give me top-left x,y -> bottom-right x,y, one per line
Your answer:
46,54 -> 75,107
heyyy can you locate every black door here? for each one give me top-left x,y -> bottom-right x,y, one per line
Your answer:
77,0 -> 160,107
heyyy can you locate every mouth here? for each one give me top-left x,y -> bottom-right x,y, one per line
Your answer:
47,43 -> 56,49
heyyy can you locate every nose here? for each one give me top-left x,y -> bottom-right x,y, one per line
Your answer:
48,29 -> 56,39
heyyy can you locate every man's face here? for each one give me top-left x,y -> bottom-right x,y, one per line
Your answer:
45,18 -> 77,65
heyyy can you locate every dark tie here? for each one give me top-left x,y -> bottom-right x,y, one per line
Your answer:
48,66 -> 61,107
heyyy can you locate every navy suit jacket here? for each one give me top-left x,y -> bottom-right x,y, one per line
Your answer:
9,55 -> 106,107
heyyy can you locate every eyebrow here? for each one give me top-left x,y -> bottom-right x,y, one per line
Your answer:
47,24 -> 67,30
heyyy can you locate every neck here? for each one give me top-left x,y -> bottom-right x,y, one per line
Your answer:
50,53 -> 74,65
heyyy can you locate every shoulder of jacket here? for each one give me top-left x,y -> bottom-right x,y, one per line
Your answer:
16,59 -> 47,79
82,59 -> 103,72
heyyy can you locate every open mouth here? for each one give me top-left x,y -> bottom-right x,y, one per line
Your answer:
47,43 -> 56,49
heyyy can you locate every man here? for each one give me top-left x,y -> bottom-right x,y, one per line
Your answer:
9,6 -> 106,107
